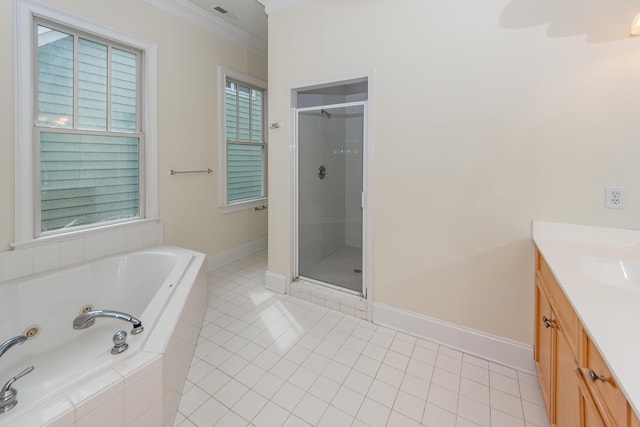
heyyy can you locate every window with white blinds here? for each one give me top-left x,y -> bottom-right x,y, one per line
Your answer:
35,21 -> 142,234
222,74 -> 267,208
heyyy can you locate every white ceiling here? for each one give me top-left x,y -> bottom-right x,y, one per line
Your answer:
184,0 -> 267,42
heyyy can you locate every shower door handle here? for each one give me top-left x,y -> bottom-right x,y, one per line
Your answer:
361,190 -> 365,209
318,165 -> 327,180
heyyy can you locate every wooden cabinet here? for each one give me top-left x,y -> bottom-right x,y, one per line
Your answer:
535,248 -> 639,427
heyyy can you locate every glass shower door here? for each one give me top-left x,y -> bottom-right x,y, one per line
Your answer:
297,103 -> 365,294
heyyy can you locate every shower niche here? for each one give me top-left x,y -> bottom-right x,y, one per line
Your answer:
294,80 -> 368,295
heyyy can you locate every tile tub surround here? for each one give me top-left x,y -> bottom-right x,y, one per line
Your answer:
1,221 -> 164,282
0,248 -> 207,427
175,250 -> 549,426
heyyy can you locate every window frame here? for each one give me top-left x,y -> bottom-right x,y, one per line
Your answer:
14,0 -> 158,247
218,67 -> 267,213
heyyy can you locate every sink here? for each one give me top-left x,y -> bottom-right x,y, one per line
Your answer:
579,257 -> 640,290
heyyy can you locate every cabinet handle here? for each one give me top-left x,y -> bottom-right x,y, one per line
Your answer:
542,315 -> 555,328
588,369 -> 606,383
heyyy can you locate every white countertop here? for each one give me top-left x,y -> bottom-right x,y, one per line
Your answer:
532,221 -> 640,417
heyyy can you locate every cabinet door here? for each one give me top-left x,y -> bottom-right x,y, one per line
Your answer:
584,338 -> 628,426
555,326 -> 580,426
578,376 -> 606,427
535,282 -> 553,420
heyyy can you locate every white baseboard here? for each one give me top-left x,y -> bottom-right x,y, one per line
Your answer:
206,237 -> 267,272
264,271 -> 287,293
373,302 -> 535,374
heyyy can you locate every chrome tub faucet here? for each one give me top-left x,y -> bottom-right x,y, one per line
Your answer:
0,366 -> 34,413
0,336 -> 27,359
73,310 -> 144,335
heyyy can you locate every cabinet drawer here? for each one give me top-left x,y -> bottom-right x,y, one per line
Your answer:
584,338 -> 628,427
537,255 -> 580,355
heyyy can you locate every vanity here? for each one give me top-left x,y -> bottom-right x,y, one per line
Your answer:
533,222 -> 640,426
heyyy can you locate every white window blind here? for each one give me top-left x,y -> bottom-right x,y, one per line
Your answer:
224,79 -> 266,203
36,22 -> 142,234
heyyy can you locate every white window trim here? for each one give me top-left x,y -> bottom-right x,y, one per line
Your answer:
218,66 -> 267,214
13,0 -> 158,246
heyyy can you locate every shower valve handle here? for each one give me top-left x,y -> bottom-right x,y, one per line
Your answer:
318,165 -> 327,179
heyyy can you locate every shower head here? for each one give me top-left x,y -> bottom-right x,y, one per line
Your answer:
320,109 -> 332,119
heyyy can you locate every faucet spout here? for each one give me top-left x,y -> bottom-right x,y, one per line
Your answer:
0,336 -> 27,359
73,310 -> 144,335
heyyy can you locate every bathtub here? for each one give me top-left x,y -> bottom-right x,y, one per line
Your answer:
0,245 -> 207,427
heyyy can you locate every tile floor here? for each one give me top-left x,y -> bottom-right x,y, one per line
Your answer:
301,246 -> 363,293
174,250 -> 550,427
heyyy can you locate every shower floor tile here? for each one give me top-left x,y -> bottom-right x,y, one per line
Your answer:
302,245 -> 362,293
176,250 -> 549,427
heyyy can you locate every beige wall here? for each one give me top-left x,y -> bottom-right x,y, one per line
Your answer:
266,0 -> 640,344
0,0 -> 268,255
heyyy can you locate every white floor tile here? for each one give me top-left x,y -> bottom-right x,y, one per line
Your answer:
400,373 -> 430,400
490,389 -> 524,419
458,395 -> 491,426
321,360 -> 350,383
436,352 -> 463,375
270,357 -> 299,381
490,370 -> 521,397
343,369 -> 374,395
253,349 -> 281,371
232,389 -> 268,422
308,375 -> 341,403
423,402 -> 457,427
406,357 -> 434,381
212,409 -> 250,426
393,390 -> 426,422
271,382 -> 305,412
188,398 -> 228,426
427,384 -> 459,413
214,379 -> 249,408
522,400 -> 549,426
331,386 -> 365,417
175,252 -> 547,427
219,354 -> 250,377
178,386 -> 209,417
252,401 -> 291,427
197,369 -> 231,396
356,397 -> 391,427
367,379 -> 398,408
289,366 -> 320,391
375,364 -> 404,389
317,405 -> 354,427
490,408 -> 526,427
388,410 -> 421,427
432,367 -> 462,393
252,371 -> 285,400
293,393 -> 328,425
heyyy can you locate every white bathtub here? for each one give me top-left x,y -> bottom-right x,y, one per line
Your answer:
0,245 -> 207,427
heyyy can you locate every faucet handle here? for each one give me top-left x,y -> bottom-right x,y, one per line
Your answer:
2,366 -> 35,393
0,365 -> 34,413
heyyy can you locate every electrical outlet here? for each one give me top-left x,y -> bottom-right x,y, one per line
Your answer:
605,186 -> 625,209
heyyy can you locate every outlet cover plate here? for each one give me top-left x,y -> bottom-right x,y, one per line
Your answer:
605,186 -> 625,209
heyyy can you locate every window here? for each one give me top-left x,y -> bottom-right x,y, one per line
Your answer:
14,2 -> 158,245
220,68 -> 267,211
36,21 -> 142,234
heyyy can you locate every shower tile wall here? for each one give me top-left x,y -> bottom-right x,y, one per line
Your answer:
298,112 -> 346,275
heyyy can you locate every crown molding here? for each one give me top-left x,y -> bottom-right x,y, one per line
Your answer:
257,0 -> 306,15
145,0 -> 267,58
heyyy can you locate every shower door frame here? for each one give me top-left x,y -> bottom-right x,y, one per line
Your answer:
293,100 -> 368,298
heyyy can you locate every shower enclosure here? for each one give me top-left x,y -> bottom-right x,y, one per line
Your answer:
295,101 -> 366,295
